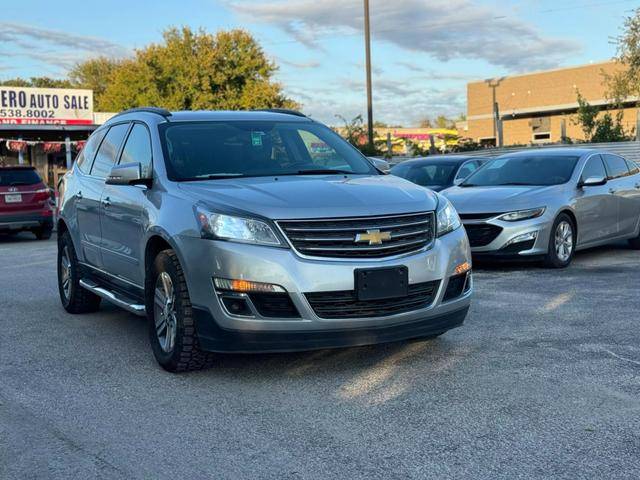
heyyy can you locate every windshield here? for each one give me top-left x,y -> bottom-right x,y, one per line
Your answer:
159,121 -> 377,180
391,162 -> 458,186
462,155 -> 580,187
0,168 -> 42,186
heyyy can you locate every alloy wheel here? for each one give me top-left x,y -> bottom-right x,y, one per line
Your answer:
554,220 -> 573,262
154,272 -> 177,353
60,246 -> 72,300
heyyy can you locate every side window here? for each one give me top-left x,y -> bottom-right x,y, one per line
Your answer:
580,155 -> 607,182
603,154 -> 630,180
90,123 -> 130,179
455,161 -> 479,180
119,124 -> 153,178
76,129 -> 106,174
624,159 -> 639,175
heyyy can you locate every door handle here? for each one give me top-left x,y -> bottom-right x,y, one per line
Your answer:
76,191 -> 83,200
102,197 -> 111,208
635,183 -> 640,189
609,188 -> 617,194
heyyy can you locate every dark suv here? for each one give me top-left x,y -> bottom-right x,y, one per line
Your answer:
0,166 -> 54,239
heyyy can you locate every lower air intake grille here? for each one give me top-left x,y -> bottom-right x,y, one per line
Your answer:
305,280 -> 440,319
463,223 -> 503,247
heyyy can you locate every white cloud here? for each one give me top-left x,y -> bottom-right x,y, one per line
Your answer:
0,22 -> 129,73
229,0 -> 582,71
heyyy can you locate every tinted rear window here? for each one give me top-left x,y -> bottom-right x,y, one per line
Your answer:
0,169 -> 41,186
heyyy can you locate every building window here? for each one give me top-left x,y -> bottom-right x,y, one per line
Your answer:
531,117 -> 550,143
478,137 -> 496,147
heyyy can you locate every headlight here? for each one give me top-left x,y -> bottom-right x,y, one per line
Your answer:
497,207 -> 546,222
436,196 -> 461,237
195,207 -> 283,246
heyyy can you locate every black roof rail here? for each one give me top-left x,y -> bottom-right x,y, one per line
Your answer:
112,107 -> 172,119
255,108 -> 307,118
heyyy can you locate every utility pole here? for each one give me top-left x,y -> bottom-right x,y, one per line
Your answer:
485,78 -> 504,146
363,0 -> 374,151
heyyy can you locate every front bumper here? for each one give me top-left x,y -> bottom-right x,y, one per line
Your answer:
0,212 -> 53,232
175,226 -> 472,350
464,214 -> 554,257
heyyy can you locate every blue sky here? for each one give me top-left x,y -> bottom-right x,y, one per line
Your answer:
0,0 -> 636,125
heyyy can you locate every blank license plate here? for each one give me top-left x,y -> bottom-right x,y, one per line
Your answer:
355,266 -> 408,301
5,194 -> 22,203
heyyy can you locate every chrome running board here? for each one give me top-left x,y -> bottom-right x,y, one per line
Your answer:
79,279 -> 146,316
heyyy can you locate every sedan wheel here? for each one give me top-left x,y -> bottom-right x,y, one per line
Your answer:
554,220 -> 573,262
544,213 -> 575,268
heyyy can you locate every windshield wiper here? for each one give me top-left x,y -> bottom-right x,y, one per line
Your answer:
9,181 -> 29,186
460,183 -> 478,187
494,182 -> 536,186
294,169 -> 353,175
182,173 -> 245,181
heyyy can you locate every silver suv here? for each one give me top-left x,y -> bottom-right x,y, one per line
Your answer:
57,108 -> 472,372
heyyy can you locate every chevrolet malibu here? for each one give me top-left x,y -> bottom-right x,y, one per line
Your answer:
57,108 -> 472,372
443,148 -> 640,268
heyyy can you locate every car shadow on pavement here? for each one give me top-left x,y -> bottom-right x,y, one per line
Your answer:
0,232 -> 42,244
473,241 -> 634,272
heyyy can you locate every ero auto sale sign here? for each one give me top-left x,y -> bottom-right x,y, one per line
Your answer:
0,86 -> 93,125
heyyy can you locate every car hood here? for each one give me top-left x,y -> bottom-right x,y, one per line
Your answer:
442,185 -> 560,213
177,174 -> 439,219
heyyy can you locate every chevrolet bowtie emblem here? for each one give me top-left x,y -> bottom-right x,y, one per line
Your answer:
355,229 -> 392,245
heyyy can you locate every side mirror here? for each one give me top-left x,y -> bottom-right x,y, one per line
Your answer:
453,177 -> 465,186
578,176 -> 607,188
368,157 -> 391,173
106,162 -> 152,187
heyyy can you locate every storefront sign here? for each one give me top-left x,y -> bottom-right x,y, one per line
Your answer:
0,86 -> 93,125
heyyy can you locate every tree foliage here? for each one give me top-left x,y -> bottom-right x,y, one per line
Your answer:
574,92 -> 631,142
335,114 -> 383,156
0,77 -> 72,88
0,27 -> 297,113
90,27 -> 297,112
604,7 -> 640,103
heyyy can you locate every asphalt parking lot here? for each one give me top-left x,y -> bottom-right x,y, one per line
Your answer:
1,233 -> 639,479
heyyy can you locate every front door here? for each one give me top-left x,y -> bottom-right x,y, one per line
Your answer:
574,154 -> 618,245
100,123 -> 153,286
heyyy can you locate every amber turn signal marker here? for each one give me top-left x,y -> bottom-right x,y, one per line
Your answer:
214,277 -> 286,293
454,261 -> 471,275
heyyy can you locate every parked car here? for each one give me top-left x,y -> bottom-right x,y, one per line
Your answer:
390,155 -> 486,192
57,108 -> 473,372
0,165 -> 54,239
443,148 -> 640,267
367,157 -> 391,173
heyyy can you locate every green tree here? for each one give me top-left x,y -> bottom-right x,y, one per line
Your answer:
574,91 -> 631,142
87,27 -> 296,112
0,77 -> 72,88
68,57 -> 120,110
335,114 -> 383,156
604,7 -> 640,104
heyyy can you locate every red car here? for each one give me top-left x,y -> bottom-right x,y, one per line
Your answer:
0,166 -> 54,239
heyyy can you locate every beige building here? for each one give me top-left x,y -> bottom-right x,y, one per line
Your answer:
464,61 -> 639,146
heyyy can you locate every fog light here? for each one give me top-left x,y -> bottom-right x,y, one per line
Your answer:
221,296 -> 252,316
503,231 -> 537,247
453,261 -> 471,275
214,277 -> 286,293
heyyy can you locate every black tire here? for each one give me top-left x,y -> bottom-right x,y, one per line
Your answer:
57,231 -> 101,313
146,249 -> 215,372
628,230 -> 640,249
543,213 -> 575,268
34,226 -> 52,240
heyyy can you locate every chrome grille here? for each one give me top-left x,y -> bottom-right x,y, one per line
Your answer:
277,212 -> 435,258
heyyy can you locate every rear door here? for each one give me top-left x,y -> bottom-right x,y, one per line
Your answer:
79,123 -> 130,268
100,122 -> 152,286
574,154 -> 618,244
603,154 -> 635,236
